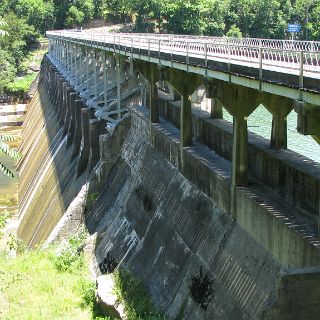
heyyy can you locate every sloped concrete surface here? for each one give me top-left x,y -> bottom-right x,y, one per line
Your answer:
86,110 -> 287,319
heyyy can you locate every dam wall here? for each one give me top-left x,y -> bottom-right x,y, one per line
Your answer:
17,56 -> 320,319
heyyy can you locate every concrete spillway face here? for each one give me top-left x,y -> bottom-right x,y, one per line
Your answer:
83,107 -> 287,320
17,61 -> 88,247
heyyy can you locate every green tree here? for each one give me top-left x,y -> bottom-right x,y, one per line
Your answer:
66,5 -> 85,27
1,13 -> 36,66
15,0 -> 55,34
0,49 -> 16,93
226,24 -> 242,37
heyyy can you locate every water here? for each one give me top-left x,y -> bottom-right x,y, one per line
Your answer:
223,105 -> 320,164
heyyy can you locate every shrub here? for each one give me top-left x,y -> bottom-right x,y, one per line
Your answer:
52,227 -> 87,272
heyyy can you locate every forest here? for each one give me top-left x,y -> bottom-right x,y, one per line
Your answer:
0,0 -> 319,95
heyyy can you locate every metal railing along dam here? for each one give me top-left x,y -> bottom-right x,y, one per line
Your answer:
47,31 -> 320,101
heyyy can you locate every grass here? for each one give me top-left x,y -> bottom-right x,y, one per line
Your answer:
0,229 -> 111,320
0,227 -> 166,320
113,270 -> 165,320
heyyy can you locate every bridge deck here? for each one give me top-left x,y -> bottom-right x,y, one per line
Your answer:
47,31 -> 320,104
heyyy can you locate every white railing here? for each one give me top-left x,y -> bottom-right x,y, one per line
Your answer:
46,31 -> 320,79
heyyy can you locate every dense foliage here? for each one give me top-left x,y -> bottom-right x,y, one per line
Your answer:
0,0 -> 319,39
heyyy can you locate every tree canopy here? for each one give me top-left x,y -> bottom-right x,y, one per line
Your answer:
0,0 -> 319,40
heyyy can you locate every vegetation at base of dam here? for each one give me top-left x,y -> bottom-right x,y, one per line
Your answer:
0,228 -> 165,320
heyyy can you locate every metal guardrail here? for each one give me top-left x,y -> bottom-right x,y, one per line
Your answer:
47,31 -> 320,80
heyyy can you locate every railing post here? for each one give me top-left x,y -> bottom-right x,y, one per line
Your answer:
131,37 -> 133,58
204,43 -> 208,68
259,47 -> 263,92
228,44 -> 231,82
299,50 -> 304,99
148,38 -> 150,62
116,55 -> 121,119
103,52 -> 108,108
186,41 -> 189,67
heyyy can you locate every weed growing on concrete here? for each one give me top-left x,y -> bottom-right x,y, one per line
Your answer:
113,269 -> 165,320
87,192 -> 99,206
53,226 -> 87,272
189,266 -> 214,310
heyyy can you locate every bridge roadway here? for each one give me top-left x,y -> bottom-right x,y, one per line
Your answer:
46,30 -> 320,188
47,30 -> 320,105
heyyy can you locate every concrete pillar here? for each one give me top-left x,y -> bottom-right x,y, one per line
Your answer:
88,119 -> 100,171
150,64 -> 159,123
71,100 -> 83,161
270,115 -> 288,149
86,49 -> 90,96
210,99 -> 223,119
294,100 -> 320,136
59,82 -> 69,124
66,93 -> 78,148
232,116 -> 248,187
262,94 -> 293,150
93,51 -> 98,97
103,53 -> 108,108
206,83 -> 222,119
116,55 -> 121,119
217,83 -> 260,187
76,108 -> 91,177
63,91 -> 76,136
180,89 -> 193,147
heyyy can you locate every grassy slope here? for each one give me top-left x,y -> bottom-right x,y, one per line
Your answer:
0,249 -> 92,320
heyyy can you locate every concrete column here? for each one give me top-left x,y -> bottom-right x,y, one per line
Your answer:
180,90 -> 193,148
66,93 -> 78,148
262,94 -> 293,150
93,51 -> 98,97
206,82 -> 222,119
116,55 -> 121,119
76,108 -> 91,177
88,119 -> 100,171
210,99 -> 223,119
71,100 -> 83,161
232,116 -> 248,187
86,48 -> 90,95
271,115 -> 288,149
63,91 -> 76,137
59,83 -> 69,124
103,53 -> 108,108
150,65 -> 159,123
53,73 -> 60,108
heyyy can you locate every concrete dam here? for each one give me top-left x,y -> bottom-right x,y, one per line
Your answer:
17,31 -> 320,319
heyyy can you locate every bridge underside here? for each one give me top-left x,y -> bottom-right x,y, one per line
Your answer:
17,42 -> 320,319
